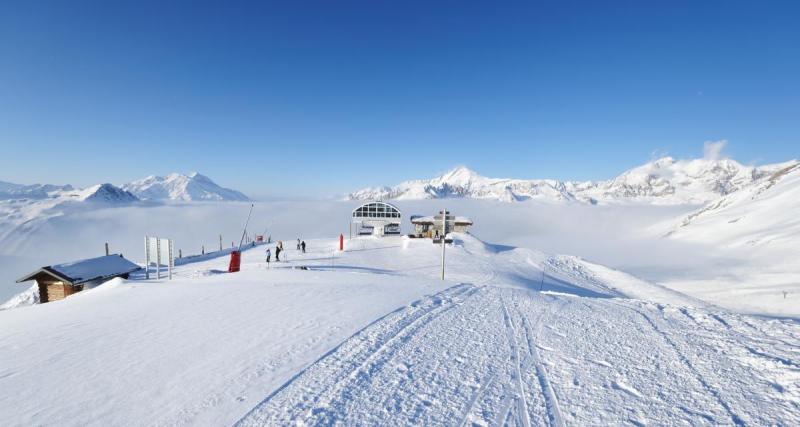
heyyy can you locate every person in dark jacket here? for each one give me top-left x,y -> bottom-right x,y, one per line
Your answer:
275,244 -> 281,261
301,241 -> 306,253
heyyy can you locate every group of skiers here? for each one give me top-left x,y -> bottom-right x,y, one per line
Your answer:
264,238 -> 306,265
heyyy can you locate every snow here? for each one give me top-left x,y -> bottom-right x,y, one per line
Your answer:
42,254 -> 141,284
347,156 -> 787,204
665,161 -> 800,248
654,161 -> 800,317
0,283 -> 38,310
1,196 -> 796,318
0,234 -> 797,425
122,172 -> 250,201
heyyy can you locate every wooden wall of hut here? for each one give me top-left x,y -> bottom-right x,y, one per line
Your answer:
37,279 -> 83,303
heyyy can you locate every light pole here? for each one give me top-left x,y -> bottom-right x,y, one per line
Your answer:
441,208 -> 446,280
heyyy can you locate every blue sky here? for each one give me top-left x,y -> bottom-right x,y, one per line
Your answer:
1,1 -> 798,198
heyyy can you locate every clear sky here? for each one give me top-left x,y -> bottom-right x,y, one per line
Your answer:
1,1 -> 798,198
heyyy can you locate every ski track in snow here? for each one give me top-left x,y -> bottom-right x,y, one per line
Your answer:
3,234 -> 798,426
236,239 -> 800,426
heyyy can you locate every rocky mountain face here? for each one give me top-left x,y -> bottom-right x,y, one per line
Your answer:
348,157 -> 791,205
122,172 -> 250,202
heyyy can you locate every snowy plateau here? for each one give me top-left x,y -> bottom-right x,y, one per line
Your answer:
0,157 -> 799,426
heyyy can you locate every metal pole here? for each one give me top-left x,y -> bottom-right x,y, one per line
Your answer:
105,242 -> 109,256
145,236 -> 150,279
238,204 -> 255,251
219,235 -> 222,251
156,237 -> 161,280
168,240 -> 173,280
441,208 -> 446,280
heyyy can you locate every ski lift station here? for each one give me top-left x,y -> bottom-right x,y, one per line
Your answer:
351,201 -> 402,236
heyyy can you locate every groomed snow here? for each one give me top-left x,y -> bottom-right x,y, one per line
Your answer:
1,234 -> 797,425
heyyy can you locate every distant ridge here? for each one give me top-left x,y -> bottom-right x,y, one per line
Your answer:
348,157 -> 793,205
122,172 -> 250,202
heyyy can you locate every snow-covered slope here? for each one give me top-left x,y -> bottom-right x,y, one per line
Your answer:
0,283 -> 38,310
665,161 -> 800,248
0,180 -> 74,201
122,172 -> 250,201
1,235 -> 796,425
348,157 -> 787,204
0,183 -> 138,249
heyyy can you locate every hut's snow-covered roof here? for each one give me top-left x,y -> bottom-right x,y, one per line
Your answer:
16,255 -> 140,285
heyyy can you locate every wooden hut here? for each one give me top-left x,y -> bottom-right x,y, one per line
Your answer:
15,254 -> 141,303
410,211 -> 473,238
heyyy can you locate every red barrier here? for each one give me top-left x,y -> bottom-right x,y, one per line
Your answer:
228,250 -> 241,272
339,233 -> 344,251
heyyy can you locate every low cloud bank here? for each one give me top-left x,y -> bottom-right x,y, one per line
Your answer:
0,199 -> 731,304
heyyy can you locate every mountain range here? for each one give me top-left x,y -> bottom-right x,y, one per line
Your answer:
121,172 -> 249,202
347,157 -> 796,205
0,173 -> 249,245
0,173 -> 249,204
663,161 -> 800,248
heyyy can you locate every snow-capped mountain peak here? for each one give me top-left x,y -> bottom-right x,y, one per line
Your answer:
348,156 -> 789,204
122,173 -> 250,202
76,184 -> 139,203
434,166 -> 483,187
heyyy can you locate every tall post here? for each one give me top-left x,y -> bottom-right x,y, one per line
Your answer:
156,237 -> 161,280
219,235 -> 223,251
441,208 -> 446,280
105,242 -> 109,256
238,204 -> 254,251
168,239 -> 173,280
145,236 -> 150,279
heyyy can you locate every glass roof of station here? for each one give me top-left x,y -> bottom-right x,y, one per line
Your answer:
352,202 -> 402,219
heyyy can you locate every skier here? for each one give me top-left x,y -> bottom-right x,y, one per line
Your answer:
265,247 -> 271,265
297,238 -> 301,250
275,243 -> 281,262
301,240 -> 306,253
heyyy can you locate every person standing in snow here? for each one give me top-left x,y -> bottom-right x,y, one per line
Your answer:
301,240 -> 306,253
297,238 -> 301,250
265,247 -> 271,268
275,243 -> 281,262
